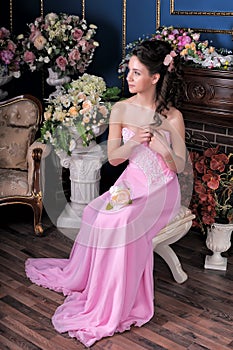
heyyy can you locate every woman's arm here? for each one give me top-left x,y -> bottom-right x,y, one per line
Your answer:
107,103 -> 152,166
149,109 -> 186,173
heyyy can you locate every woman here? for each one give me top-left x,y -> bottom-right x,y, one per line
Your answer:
25,39 -> 186,347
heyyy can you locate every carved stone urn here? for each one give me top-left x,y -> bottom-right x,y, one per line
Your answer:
0,75 -> 12,100
46,67 -> 71,86
46,67 -> 71,98
204,222 -> 233,271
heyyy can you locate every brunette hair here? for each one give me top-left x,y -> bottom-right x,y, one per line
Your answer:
132,39 -> 184,115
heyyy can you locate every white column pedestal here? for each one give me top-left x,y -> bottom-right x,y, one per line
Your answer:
56,142 -> 104,229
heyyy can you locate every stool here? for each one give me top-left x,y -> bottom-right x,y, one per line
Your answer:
153,206 -> 195,284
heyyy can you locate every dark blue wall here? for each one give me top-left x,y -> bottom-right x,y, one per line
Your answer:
1,0 -> 233,94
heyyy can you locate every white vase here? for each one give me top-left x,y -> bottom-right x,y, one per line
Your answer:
204,222 -> 233,271
0,75 -> 12,100
46,67 -> 71,86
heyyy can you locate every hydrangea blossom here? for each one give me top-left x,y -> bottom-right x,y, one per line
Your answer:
40,73 -> 113,153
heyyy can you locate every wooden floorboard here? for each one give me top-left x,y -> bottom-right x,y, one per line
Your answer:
0,205 -> 232,349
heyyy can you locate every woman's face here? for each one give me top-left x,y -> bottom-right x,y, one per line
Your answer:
126,55 -> 158,94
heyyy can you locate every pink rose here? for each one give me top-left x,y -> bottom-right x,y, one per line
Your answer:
0,27 -> 10,39
163,54 -> 173,66
72,28 -> 83,41
79,39 -> 88,51
98,105 -> 108,117
34,35 -> 47,50
45,12 -> 58,24
68,106 -> 79,116
80,100 -> 93,114
68,49 -> 81,65
7,40 -> 16,52
23,50 -> 36,63
55,56 -> 68,71
29,28 -> 41,42
168,34 -> 175,41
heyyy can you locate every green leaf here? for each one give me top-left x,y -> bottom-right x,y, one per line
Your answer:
102,86 -> 121,101
106,203 -> 113,210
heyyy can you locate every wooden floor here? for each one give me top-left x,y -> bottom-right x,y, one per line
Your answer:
0,205 -> 233,350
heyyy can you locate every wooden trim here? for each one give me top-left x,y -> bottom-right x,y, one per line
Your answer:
156,0 -> 233,34
181,66 -> 233,128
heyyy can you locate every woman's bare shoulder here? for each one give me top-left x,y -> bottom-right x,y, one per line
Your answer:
110,97 -> 135,119
112,97 -> 134,108
164,106 -> 183,123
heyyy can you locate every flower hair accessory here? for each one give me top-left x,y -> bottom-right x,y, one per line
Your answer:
163,50 -> 177,71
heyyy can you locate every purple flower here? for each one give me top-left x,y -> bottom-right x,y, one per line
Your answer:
0,49 -> 14,64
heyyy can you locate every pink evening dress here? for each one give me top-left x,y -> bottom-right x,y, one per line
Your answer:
25,126 -> 181,347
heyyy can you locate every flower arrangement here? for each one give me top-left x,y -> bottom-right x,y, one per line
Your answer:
118,26 -> 233,75
40,73 -> 121,154
17,12 -> 99,75
0,27 -> 21,77
106,185 -> 132,211
189,146 -> 233,234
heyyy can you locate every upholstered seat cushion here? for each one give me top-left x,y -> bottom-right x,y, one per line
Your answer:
156,205 -> 193,237
0,169 -> 29,197
0,127 -> 36,170
0,99 -> 39,170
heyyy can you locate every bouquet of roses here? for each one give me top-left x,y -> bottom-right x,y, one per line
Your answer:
17,12 -> 99,75
0,27 -> 21,77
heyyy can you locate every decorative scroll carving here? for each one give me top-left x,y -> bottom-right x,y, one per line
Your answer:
181,66 -> 233,127
185,81 -> 215,102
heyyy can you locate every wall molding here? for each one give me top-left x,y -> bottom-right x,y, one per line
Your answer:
170,0 -> 233,17
82,0 -> 85,19
156,0 -> 233,34
40,0 -> 44,17
121,0 -> 127,90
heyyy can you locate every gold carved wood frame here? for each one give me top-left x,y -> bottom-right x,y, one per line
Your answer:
40,0 -> 86,19
156,0 -> 233,34
9,0 -> 86,30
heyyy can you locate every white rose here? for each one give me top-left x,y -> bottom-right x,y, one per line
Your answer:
106,186 -> 132,210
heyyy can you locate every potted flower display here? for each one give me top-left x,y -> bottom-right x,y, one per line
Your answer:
39,73 -> 121,229
40,73 -> 121,154
0,27 -> 21,99
17,12 -> 99,79
0,26 -> 21,77
189,146 -> 233,270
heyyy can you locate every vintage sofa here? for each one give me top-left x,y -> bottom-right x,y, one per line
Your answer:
0,94 -> 47,235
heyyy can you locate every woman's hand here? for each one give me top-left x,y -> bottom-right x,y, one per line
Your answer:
148,130 -> 170,156
131,127 -> 152,145
149,129 -> 186,173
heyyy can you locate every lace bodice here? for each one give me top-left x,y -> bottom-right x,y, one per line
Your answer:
122,127 -> 174,184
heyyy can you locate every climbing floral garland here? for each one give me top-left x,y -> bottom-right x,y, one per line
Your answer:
118,26 -> 233,75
